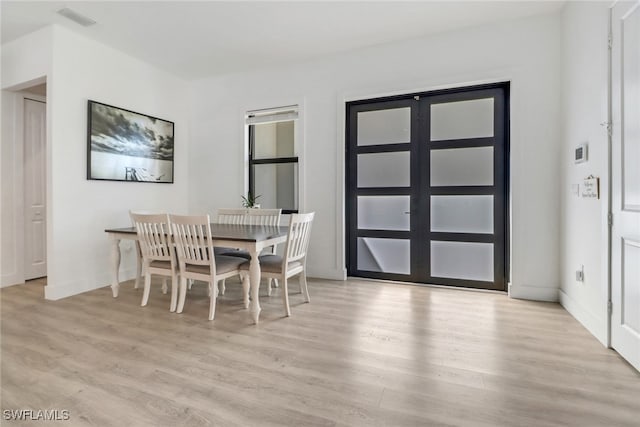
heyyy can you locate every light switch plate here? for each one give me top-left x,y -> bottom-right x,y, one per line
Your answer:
571,184 -> 580,196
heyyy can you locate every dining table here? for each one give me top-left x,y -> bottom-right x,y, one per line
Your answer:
104,223 -> 288,324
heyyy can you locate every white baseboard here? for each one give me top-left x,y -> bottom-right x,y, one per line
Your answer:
306,266 -> 346,281
45,268 -> 136,300
559,289 -> 607,346
509,283 -> 559,302
1,276 -> 22,288
45,280 -> 102,300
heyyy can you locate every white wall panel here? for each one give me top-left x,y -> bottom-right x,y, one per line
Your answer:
558,1 -> 610,346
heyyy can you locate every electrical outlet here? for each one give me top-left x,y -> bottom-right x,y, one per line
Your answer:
575,265 -> 584,282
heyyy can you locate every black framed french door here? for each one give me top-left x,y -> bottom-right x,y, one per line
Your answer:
346,82 -> 509,291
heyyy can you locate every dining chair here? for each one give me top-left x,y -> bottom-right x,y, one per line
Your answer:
247,208 -> 282,226
224,208 -> 283,259
245,208 -> 283,294
213,208 -> 249,294
240,212 -> 314,317
129,212 -> 179,312
213,208 -> 249,258
169,214 -> 245,320
216,208 -> 249,225
130,210 -> 169,294
215,208 -> 282,295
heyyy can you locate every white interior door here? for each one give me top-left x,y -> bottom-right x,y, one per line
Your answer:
611,0 -> 640,372
23,98 -> 47,280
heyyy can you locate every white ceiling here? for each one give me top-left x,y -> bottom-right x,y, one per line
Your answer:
1,1 -> 564,80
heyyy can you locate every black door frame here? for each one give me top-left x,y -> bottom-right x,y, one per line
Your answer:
346,82 -> 510,291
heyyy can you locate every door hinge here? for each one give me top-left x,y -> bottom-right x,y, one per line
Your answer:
608,300 -> 613,315
414,95 -> 420,101
608,212 -> 613,227
608,33 -> 613,50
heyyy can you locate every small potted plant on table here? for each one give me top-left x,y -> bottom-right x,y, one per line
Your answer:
241,192 -> 261,208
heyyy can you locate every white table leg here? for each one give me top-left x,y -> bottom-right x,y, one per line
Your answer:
249,249 -> 262,324
110,236 -> 121,298
242,273 -> 250,309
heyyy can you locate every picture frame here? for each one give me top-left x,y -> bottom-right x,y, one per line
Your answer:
87,100 -> 174,183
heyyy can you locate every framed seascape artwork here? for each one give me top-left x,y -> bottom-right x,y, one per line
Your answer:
87,100 -> 174,183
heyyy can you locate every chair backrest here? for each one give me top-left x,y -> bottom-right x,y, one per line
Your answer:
169,214 -> 215,271
129,212 -> 173,263
283,212 -> 315,264
216,208 -> 249,225
247,208 -> 282,226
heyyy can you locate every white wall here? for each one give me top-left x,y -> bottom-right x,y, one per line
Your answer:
1,91 -> 22,286
0,27 -> 52,90
1,25 -> 190,299
189,12 -> 563,296
559,1 -> 610,345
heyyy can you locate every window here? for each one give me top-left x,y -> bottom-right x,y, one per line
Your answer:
247,106 -> 299,213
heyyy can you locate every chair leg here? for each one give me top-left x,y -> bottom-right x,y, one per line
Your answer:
134,246 -> 142,289
161,277 -> 168,294
177,276 -> 188,313
209,280 -> 218,320
188,279 -> 194,290
281,277 -> 291,317
219,279 -> 226,296
267,278 -> 273,297
273,278 -> 279,288
300,272 -> 310,303
242,273 -> 250,309
170,273 -> 178,312
141,273 -> 152,306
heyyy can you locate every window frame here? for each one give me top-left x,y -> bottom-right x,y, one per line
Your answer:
247,119 -> 299,214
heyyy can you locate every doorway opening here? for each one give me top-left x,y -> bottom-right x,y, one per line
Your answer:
23,94 -> 47,281
345,82 -> 509,291
0,80 -> 48,292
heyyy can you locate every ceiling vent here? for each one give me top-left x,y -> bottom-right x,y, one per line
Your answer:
57,8 -> 96,27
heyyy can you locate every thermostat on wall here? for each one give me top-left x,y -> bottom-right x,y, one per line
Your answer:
575,143 -> 588,164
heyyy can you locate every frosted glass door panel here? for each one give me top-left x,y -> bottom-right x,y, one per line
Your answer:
430,147 -> 493,187
358,152 -> 410,187
431,241 -> 494,281
431,195 -> 494,233
357,238 -> 410,274
358,196 -> 410,231
623,7 -> 640,209
430,98 -> 494,141
358,108 -> 410,146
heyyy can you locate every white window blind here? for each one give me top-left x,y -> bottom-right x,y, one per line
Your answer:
246,105 -> 298,125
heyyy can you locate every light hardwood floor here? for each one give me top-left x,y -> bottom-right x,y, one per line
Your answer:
1,277 -> 639,426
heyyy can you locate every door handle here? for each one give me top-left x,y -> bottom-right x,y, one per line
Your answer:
404,211 -> 411,214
